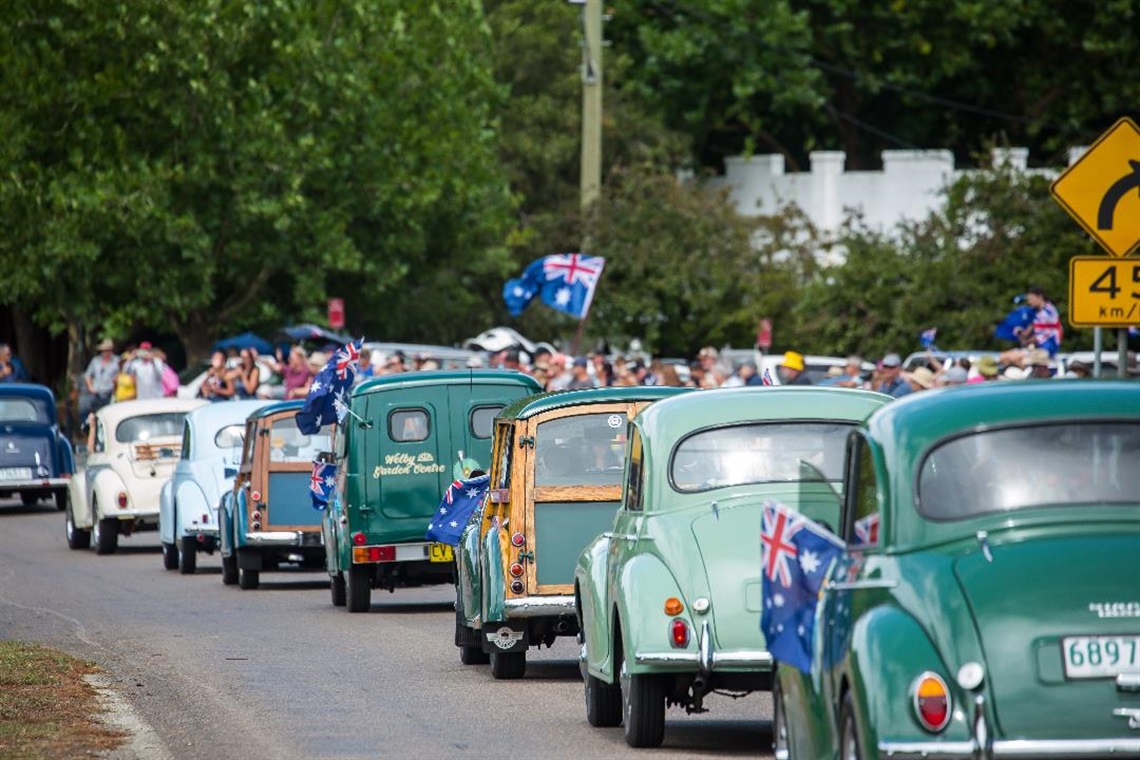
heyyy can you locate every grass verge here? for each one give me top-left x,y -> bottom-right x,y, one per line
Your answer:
0,640 -> 125,759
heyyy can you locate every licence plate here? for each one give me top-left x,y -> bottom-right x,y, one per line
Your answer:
0,467 -> 33,481
1062,635 -> 1140,679
428,543 -> 454,563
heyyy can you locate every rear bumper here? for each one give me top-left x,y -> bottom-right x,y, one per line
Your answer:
878,738 -> 1140,758
634,620 -> 773,671
246,530 -> 324,548
0,478 -> 69,491
504,594 -> 576,619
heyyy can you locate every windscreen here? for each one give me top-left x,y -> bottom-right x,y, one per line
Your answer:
0,397 -> 51,424
534,412 -> 628,486
918,422 -> 1140,519
671,422 -> 853,492
269,418 -> 332,462
115,413 -> 188,443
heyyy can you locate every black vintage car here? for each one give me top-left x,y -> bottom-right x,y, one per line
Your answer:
0,383 -> 74,509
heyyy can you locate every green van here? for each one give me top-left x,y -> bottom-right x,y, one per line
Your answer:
323,370 -> 541,612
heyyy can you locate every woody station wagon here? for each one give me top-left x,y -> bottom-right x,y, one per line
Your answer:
575,387 -> 890,748
775,381 -> 1140,759
454,386 -> 691,679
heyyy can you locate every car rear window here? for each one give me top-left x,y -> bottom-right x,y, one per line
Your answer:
115,413 -> 188,443
0,397 -> 51,424
269,418 -> 332,462
671,422 -> 853,492
918,422 -> 1140,520
534,412 -> 628,486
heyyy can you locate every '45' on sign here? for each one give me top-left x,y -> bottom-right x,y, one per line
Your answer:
1068,257 -> 1140,327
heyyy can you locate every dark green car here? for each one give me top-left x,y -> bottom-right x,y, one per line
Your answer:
776,380 -> 1140,759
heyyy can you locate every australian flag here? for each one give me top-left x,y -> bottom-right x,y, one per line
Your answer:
296,338 -> 362,435
425,474 -> 490,547
503,254 -> 606,319
994,306 -> 1035,343
760,500 -> 844,675
310,460 -> 337,511
919,327 -> 939,351
761,368 -> 775,386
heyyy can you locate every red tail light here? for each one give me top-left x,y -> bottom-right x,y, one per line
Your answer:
914,673 -> 951,732
509,563 -> 524,578
510,532 -> 525,547
201,513 -> 208,524
352,532 -> 366,546
116,492 -> 128,508
252,521 -> 261,531
251,510 -> 261,521
510,580 -> 524,594
369,546 -> 395,562
670,618 -> 689,648
250,490 -> 261,502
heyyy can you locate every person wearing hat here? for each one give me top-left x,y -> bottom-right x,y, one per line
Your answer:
973,355 -> 1000,383
940,366 -> 969,386
778,351 -> 813,386
903,365 -> 937,392
567,357 -> 596,390
82,339 -> 120,417
1026,348 -> 1053,379
873,353 -> 911,397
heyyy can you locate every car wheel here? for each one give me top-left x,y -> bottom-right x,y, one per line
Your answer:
178,537 -> 197,575
839,691 -> 863,760
455,609 -> 489,665
20,492 -> 39,507
773,676 -> 790,760
238,567 -> 260,590
93,514 -> 119,555
621,659 -> 665,748
489,651 -> 526,680
221,553 -> 238,586
161,542 -> 179,570
65,505 -> 90,550
346,565 -> 372,613
585,669 -> 622,727
54,490 -> 68,512
459,644 -> 489,666
330,572 -> 346,607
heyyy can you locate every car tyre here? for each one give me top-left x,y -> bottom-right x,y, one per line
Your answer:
459,644 -> 489,666
773,676 -> 789,760
839,691 -> 863,760
238,567 -> 259,590
54,490 -> 68,511
330,572 -> 346,607
621,659 -> 665,748
585,671 -> 622,727
178,537 -> 197,575
455,610 -> 489,665
93,514 -> 119,555
221,553 -> 238,586
346,565 -> 372,612
161,542 -> 179,570
489,651 -> 526,680
65,506 -> 90,550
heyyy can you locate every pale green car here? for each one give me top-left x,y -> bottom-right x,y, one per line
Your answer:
574,386 -> 890,748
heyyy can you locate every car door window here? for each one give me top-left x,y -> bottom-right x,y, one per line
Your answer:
389,408 -> 429,443
624,427 -> 644,512
844,436 -> 880,548
181,421 -> 192,460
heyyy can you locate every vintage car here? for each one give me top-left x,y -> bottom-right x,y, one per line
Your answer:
67,397 -> 206,553
218,400 -> 333,589
774,381 -> 1140,759
158,400 -> 272,573
455,386 -> 691,679
324,370 -> 541,612
575,386 -> 890,748
0,383 -> 74,509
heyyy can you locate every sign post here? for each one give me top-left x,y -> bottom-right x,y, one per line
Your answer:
1050,117 -> 1140,377
327,298 -> 345,330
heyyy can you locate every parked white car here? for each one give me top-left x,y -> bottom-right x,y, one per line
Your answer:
66,398 -> 206,554
158,400 -> 272,574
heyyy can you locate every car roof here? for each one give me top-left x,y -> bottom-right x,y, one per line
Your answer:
96,397 -> 207,426
185,400 -> 276,434
246,399 -> 306,419
635,387 -> 891,444
353,369 -> 541,398
498,386 -> 693,421
862,380 -> 1140,550
0,383 -> 55,404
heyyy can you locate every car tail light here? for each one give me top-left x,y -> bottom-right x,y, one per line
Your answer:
252,521 -> 261,531
510,532 -> 525,547
250,490 -> 261,502
914,672 -> 951,732
670,619 -> 689,648
509,563 -> 524,578
352,532 -> 366,546
201,513 -> 208,524
510,580 -> 524,594
115,491 -> 127,509
664,597 -> 684,615
353,546 -> 395,563
251,510 -> 261,521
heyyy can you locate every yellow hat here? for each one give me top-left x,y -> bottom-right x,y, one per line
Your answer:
780,351 -> 805,372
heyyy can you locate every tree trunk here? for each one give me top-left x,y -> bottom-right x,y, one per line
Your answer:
172,312 -> 215,368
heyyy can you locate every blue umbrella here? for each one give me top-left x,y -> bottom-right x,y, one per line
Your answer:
278,324 -> 351,345
213,331 -> 275,355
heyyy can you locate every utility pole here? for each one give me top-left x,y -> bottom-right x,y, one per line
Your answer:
579,0 -> 602,210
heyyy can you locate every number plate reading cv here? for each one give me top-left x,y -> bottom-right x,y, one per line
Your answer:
428,543 -> 454,563
1062,635 -> 1140,679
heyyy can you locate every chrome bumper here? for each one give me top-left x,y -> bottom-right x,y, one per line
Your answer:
880,738 -> 1140,758
635,620 -> 773,670
503,595 -> 576,618
246,530 -> 324,547
0,477 -> 69,490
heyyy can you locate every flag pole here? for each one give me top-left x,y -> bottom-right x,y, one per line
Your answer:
570,314 -> 589,356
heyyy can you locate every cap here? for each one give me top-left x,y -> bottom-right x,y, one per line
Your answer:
139,341 -> 153,350
1027,348 -> 1051,367
942,366 -> 968,385
976,355 -> 1000,377
780,351 -> 805,372
573,357 -> 589,368
904,366 -> 936,389
880,353 -> 902,368
97,339 -> 115,351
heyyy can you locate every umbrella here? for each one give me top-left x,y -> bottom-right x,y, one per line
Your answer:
277,324 -> 351,346
213,331 -> 275,355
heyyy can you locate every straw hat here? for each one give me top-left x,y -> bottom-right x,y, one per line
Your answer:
97,338 -> 115,351
307,351 -> 328,369
904,366 -> 936,389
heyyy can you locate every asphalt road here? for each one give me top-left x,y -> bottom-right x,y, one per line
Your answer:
0,498 -> 775,759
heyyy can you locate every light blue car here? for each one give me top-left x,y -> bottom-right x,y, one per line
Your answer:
158,400 -> 272,574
